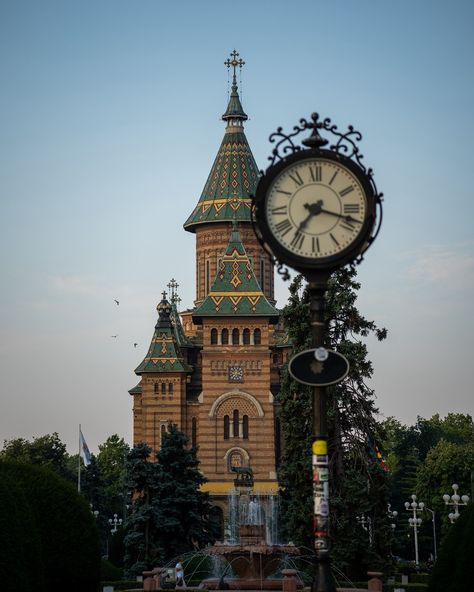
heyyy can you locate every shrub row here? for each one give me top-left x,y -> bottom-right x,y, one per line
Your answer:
0,461 -> 101,592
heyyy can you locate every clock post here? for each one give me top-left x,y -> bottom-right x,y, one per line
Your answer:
252,113 -> 383,592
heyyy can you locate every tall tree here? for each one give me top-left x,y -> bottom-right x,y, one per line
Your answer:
1,433 -> 74,482
152,424 -> 217,560
124,426 -> 217,577
277,267 -> 389,578
123,442 -> 156,576
97,434 -> 130,514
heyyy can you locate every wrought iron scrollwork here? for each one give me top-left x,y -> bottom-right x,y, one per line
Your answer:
268,112 -> 368,170
252,111 -> 384,276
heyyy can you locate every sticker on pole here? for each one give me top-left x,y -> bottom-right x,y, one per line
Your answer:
288,348 -> 349,387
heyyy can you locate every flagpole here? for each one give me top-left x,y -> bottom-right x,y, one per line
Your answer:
78,423 -> 81,493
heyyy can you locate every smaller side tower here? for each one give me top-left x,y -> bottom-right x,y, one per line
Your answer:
131,294 -> 193,450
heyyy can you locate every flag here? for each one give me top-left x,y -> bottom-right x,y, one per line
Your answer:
80,428 -> 91,466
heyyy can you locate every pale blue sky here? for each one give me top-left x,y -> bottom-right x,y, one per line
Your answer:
1,0 -> 473,453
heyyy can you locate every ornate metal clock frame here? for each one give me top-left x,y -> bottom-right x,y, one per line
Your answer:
252,112 -> 383,280
251,113 -> 383,592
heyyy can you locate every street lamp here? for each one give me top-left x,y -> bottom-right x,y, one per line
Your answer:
404,494 -> 424,568
108,513 -> 123,534
387,503 -> 398,529
423,507 -> 437,561
356,515 -> 373,546
442,484 -> 470,523
90,504 -> 99,519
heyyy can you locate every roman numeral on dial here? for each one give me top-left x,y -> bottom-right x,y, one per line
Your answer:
343,204 -> 360,214
288,171 -> 304,186
309,165 -> 322,182
339,186 -> 354,197
275,218 -> 293,236
271,206 -> 287,215
312,236 -> 320,253
290,230 -> 305,250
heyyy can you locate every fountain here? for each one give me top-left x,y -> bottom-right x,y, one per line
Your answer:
201,489 -> 303,590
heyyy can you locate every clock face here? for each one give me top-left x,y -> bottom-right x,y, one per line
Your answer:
228,366 -> 244,382
264,156 -> 369,263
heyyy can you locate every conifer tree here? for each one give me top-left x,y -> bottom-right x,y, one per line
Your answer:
124,426 -> 217,576
277,267 -> 389,578
152,424 -> 217,560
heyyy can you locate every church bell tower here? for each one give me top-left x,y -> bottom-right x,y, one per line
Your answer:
130,52 -> 286,502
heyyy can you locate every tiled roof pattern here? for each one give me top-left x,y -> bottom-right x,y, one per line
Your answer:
135,299 -> 192,375
184,131 -> 259,230
193,227 -> 279,321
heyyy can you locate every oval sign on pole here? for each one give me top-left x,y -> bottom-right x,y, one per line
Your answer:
288,348 -> 349,387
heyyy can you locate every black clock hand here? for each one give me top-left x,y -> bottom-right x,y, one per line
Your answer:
298,201 -> 323,231
319,207 -> 362,225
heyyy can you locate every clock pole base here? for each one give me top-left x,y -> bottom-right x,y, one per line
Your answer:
311,549 -> 336,592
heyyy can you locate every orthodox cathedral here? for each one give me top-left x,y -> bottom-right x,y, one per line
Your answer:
129,53 -> 290,515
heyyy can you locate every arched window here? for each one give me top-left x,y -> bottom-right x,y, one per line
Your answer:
192,417 -> 197,448
160,424 -> 166,444
161,382 -> 166,395
232,328 -> 239,345
222,328 -> 229,345
223,415 -> 230,440
243,415 -> 249,439
233,409 -> 239,437
154,383 -> 159,395
211,328 -> 218,344
254,328 -> 261,345
243,328 -> 250,345
168,382 -> 173,395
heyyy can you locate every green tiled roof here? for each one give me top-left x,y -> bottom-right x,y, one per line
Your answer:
222,73 -> 248,122
135,297 -> 192,375
193,224 -> 279,323
128,382 -> 142,395
183,75 -> 259,232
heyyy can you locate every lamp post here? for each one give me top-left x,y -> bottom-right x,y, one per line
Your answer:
387,503 -> 398,528
90,504 -> 99,519
442,484 -> 470,523
387,504 -> 398,558
109,513 -> 123,534
423,507 -> 437,561
357,515 -> 373,546
404,495 -> 424,568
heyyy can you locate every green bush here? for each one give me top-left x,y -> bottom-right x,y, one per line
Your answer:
0,472 -> 45,591
428,502 -> 474,592
0,461 -> 101,592
384,584 -> 428,591
410,573 -> 430,584
101,580 -> 141,590
101,558 -> 124,581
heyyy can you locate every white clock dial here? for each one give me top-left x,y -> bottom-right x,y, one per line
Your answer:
265,158 -> 367,259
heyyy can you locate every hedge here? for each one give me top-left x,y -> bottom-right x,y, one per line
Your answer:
0,461 -> 101,592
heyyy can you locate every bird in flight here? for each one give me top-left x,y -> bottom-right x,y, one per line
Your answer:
114,299 -> 119,306
111,335 -> 118,338
133,343 -> 138,348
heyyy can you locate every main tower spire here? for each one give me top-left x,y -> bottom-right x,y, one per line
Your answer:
183,50 -> 258,231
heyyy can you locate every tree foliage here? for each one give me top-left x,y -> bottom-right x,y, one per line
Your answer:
428,501 -> 474,592
0,432 -> 74,481
0,460 -> 101,592
277,267 -> 389,578
124,425 -> 217,576
97,434 -> 130,513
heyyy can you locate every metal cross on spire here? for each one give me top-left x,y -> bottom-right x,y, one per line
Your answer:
224,49 -> 245,76
167,278 -> 180,305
